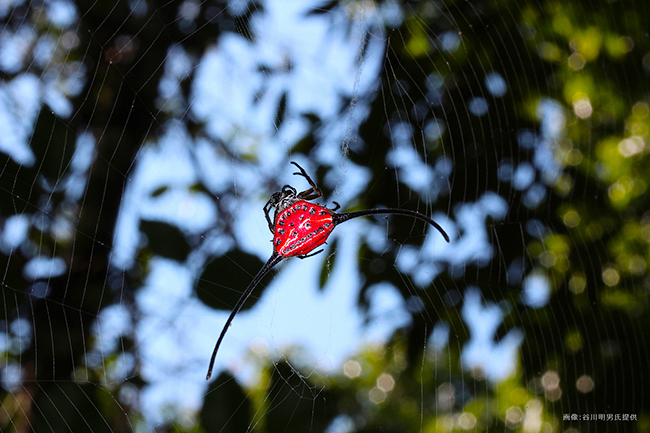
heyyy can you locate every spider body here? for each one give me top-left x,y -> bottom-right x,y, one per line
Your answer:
206,161 -> 450,380
274,200 -> 334,258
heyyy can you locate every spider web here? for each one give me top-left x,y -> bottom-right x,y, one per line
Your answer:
1,0 -> 649,432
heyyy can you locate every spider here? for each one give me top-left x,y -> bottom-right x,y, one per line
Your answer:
206,162 -> 449,380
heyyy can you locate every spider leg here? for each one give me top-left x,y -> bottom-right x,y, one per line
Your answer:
331,201 -> 340,211
282,185 -> 297,195
263,199 -> 274,232
297,248 -> 323,259
291,161 -> 323,200
206,252 -> 284,381
297,188 -> 322,200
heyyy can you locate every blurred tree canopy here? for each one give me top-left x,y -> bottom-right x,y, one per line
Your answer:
0,0 -> 649,432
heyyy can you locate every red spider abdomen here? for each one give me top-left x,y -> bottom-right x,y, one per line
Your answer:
274,200 -> 334,257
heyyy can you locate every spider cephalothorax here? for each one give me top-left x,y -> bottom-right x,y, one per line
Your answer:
263,186 -> 299,222
262,162 -> 331,233
206,161 -> 449,380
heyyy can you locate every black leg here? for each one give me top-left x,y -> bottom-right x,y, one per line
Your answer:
297,248 -> 324,259
298,188 -> 322,200
291,161 -> 323,200
263,199 -> 275,232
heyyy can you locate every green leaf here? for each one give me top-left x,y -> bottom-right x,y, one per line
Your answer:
274,92 -> 288,133
150,186 -> 168,197
266,361 -> 339,433
31,109 -> 77,182
200,372 -> 252,433
0,153 -> 42,216
196,250 -> 272,311
31,383 -> 125,433
139,220 -> 191,262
